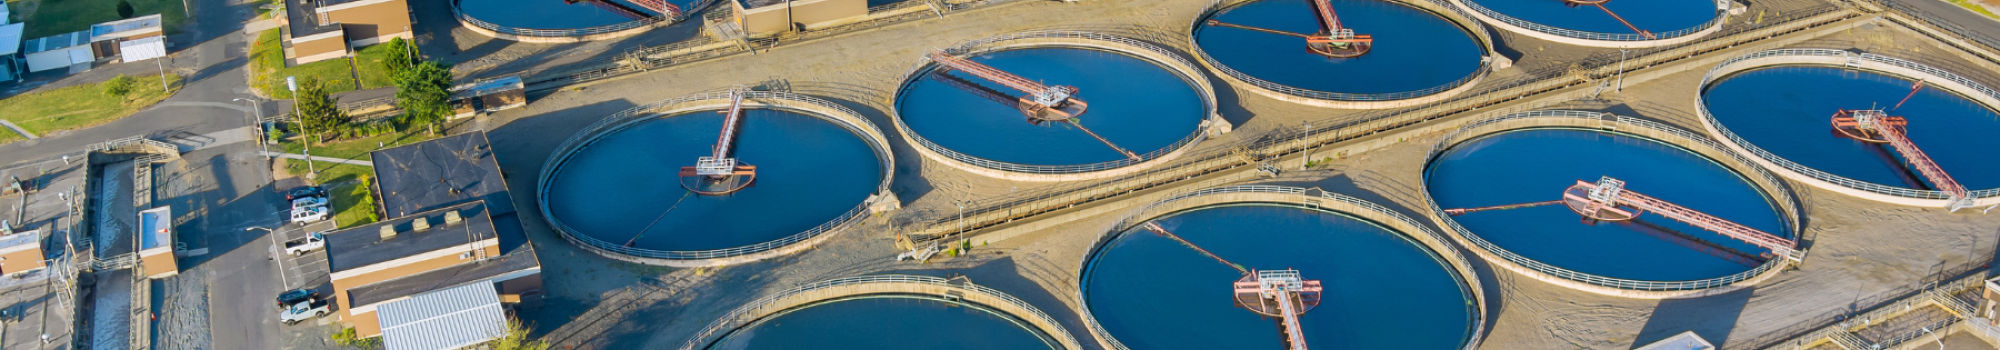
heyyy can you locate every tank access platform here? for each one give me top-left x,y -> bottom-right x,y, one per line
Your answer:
1204,0 -> 1372,58
1831,109 -> 1980,212
678,87 -> 759,195
927,51 -> 1142,161
1561,176 -> 1802,263
1233,269 -> 1323,350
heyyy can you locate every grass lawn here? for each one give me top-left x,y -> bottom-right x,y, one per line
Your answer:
280,130 -> 438,228
0,74 -> 183,145
7,0 -> 188,38
250,29 -> 396,99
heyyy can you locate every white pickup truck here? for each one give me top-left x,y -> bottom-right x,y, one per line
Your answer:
284,232 -> 325,256
280,300 -> 330,325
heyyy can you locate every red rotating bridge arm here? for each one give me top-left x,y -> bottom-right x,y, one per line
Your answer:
1273,288 -> 1310,350
927,51 -> 1076,99
1832,110 -> 1970,207
711,89 -> 747,160
1312,0 -> 1343,34
1232,270 -> 1322,350
628,0 -> 684,18
1571,180 -> 1799,259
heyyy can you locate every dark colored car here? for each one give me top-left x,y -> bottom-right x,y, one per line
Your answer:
276,289 -> 319,309
286,186 -> 327,201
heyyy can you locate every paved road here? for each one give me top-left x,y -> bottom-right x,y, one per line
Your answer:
1895,0 -> 2000,41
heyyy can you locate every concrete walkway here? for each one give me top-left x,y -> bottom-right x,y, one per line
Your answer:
257,151 -> 373,166
0,120 -> 35,139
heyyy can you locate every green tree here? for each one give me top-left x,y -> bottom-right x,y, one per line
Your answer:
490,319 -> 548,350
116,0 -> 135,18
381,38 -> 416,77
393,61 -> 453,134
293,76 -> 349,143
102,74 -> 136,99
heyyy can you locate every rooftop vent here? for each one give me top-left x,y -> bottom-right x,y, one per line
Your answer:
444,211 -> 462,226
411,217 -> 430,232
378,225 -> 396,240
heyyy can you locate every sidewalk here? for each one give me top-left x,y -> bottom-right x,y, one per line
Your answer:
257,151 -> 373,166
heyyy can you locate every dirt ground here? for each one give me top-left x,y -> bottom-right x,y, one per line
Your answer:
446,0 -> 2000,348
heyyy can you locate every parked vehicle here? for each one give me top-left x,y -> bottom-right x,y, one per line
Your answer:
284,232 -> 325,255
290,197 -> 328,210
280,300 -> 330,325
275,289 -> 319,309
291,206 -> 329,225
286,186 -> 327,201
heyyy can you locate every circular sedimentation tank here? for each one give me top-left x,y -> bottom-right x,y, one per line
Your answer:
680,275 -> 1085,350
1452,0 -> 1725,47
1191,0 -> 1496,108
1698,49 -> 2000,209
454,0 -> 704,41
1079,186 -> 1485,350
1422,110 -> 1801,299
892,31 -> 1222,182
538,91 -> 894,267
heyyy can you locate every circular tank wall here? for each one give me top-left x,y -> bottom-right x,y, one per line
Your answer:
1697,50 -> 2000,209
1190,0 -> 1494,108
538,91 -> 894,266
892,32 -> 1220,181
1422,110 -> 1801,298
1079,187 -> 1484,350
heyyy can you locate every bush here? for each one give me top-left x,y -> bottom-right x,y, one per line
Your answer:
392,61 -> 454,134
116,0 -> 135,18
330,327 -> 381,348
381,38 -> 416,77
103,75 -> 135,98
490,319 -> 549,350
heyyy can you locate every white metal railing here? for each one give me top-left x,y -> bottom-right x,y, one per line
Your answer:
1074,185 -> 1487,350
1188,0 -> 1495,102
536,90 -> 893,261
1419,110 -> 1803,292
1457,0 -> 1727,42
1696,49 -> 2000,200
451,0 -> 715,37
677,275 -> 1083,350
887,31 -> 1218,174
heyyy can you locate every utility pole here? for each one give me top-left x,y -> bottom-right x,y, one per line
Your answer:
235,98 -> 269,159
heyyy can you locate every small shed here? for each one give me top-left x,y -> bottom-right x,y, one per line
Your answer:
22,30 -> 95,73
137,206 -> 178,279
89,15 -> 164,61
449,76 -> 526,118
0,23 -> 21,82
0,229 -> 45,276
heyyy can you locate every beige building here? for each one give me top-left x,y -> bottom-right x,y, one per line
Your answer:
319,131 -> 542,345
137,206 -> 177,279
728,0 -> 868,37
281,0 -> 415,64
0,230 -> 44,275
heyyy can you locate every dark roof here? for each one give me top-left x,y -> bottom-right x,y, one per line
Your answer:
346,215 -> 538,308
370,132 -> 515,219
325,201 -> 498,273
284,0 -> 345,38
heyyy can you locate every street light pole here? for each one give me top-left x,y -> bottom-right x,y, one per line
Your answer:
234,98 -> 268,159
1616,49 -> 1629,92
248,226 -> 286,288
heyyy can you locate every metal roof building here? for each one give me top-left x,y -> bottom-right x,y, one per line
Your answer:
378,282 -> 507,350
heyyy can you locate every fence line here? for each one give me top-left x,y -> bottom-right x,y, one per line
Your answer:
1416,110 -> 1801,292
1694,49 -> 2000,200
677,275 -> 1084,350
1188,0 -> 1495,101
535,90 -> 892,261
885,31 -> 1217,174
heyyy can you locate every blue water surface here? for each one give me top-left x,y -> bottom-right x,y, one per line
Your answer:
1194,0 -> 1486,94
1703,66 -> 2000,190
709,296 -> 1057,350
1084,205 -> 1474,350
1465,0 -> 1717,36
458,0 -> 692,30
545,109 -> 882,252
1426,129 -> 1790,282
897,48 -> 1207,166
